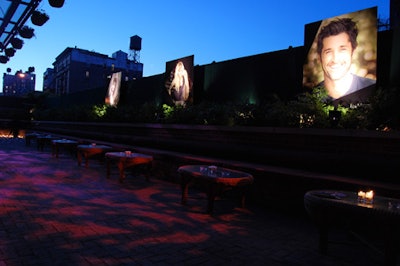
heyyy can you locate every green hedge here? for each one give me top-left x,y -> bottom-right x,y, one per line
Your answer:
30,86 -> 400,131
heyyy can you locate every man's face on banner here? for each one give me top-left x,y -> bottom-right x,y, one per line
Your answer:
320,32 -> 353,82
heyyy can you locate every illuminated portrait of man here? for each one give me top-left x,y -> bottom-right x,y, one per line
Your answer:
303,7 -> 377,106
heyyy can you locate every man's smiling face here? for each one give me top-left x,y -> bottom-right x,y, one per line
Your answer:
320,32 -> 354,82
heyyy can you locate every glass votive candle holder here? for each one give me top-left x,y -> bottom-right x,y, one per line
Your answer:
358,190 -> 374,204
357,191 -> 366,203
199,166 -> 207,174
364,190 -> 374,204
208,165 -> 217,176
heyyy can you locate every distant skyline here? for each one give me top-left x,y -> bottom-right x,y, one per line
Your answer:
0,0 -> 390,93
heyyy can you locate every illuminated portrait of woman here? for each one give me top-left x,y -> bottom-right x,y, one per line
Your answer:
168,61 -> 190,106
105,72 -> 121,107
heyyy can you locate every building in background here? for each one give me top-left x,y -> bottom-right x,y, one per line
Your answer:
43,67 -> 55,93
2,70 -> 36,96
50,46 -> 143,95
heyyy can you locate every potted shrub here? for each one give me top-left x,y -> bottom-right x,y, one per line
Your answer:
48,0 -> 65,8
31,10 -> 49,26
19,26 -> 35,39
11,37 -> 24,49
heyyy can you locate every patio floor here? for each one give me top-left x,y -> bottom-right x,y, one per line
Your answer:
0,137 -> 391,265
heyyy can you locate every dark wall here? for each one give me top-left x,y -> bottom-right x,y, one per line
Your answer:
102,46 -> 305,107
389,28 -> 400,87
45,86 -> 108,108
124,74 -> 164,105
28,29 -> 396,108
197,47 -> 305,104
0,96 -> 31,119
377,29 -> 394,89
49,46 -> 306,107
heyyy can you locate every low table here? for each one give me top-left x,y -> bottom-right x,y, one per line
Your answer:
36,135 -> 58,151
105,151 -> 153,183
77,144 -> 113,168
25,132 -> 41,146
304,190 -> 400,266
51,139 -> 79,158
178,165 -> 254,214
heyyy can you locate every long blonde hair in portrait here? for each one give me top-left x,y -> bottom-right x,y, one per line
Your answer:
169,61 -> 190,102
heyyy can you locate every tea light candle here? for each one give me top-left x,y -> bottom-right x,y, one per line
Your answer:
358,190 -> 366,203
358,191 -> 366,198
358,190 -> 374,204
365,190 -> 374,200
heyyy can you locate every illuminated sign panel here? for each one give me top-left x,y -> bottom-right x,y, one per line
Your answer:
303,7 -> 377,106
105,72 -> 122,107
164,55 -> 194,106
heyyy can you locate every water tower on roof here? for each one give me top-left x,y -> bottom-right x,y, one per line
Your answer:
129,35 -> 142,63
